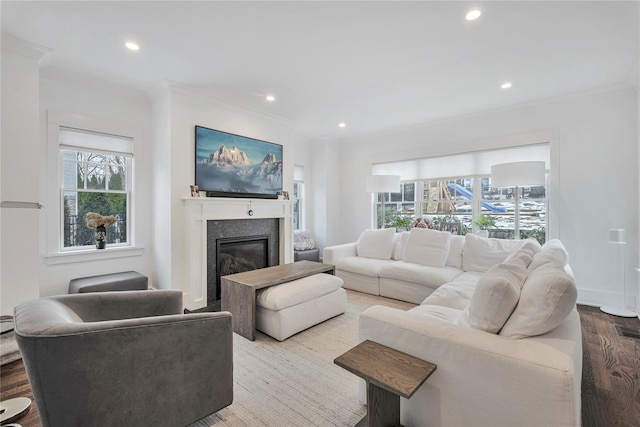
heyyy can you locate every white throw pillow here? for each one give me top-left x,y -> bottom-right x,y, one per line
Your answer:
528,239 -> 569,271
462,234 -> 525,273
293,230 -> 316,251
402,228 -> 451,268
459,256 -> 529,334
500,261 -> 577,339
392,231 -> 410,260
446,235 -> 465,269
356,228 -> 396,260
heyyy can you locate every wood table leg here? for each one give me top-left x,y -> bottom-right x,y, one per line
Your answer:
221,279 -> 256,340
361,381 -> 400,427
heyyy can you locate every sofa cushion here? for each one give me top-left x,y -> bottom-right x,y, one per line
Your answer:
356,228 -> 396,260
379,261 -> 463,287
500,261 -> 577,339
459,255 -> 530,333
402,228 -> 451,267
335,256 -> 395,277
462,234 -> 526,273
409,304 -> 463,324
446,235 -> 465,269
528,239 -> 569,271
256,273 -> 343,311
453,271 -> 484,283
422,280 -> 477,310
392,231 -> 410,260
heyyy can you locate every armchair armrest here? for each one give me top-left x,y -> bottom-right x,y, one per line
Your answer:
323,242 -> 357,265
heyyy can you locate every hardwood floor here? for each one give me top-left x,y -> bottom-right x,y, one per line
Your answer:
579,305 -> 640,427
1,304 -> 638,427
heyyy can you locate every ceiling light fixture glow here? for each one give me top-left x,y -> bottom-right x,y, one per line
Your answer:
125,41 -> 140,51
465,8 -> 482,21
501,82 -> 513,89
338,123 -> 346,128
265,95 -> 275,102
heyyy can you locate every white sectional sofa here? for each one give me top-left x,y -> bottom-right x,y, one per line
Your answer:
323,228 -> 582,427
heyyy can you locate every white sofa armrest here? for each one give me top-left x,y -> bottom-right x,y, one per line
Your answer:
322,242 -> 357,265
359,306 -> 582,427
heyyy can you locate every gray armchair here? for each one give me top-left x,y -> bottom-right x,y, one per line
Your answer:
14,290 -> 233,427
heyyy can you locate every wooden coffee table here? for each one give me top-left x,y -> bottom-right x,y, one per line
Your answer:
334,340 -> 437,427
221,260 -> 335,340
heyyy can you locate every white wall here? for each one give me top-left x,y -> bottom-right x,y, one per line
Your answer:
323,86 -> 638,308
150,85 -> 295,306
36,74 -> 153,297
0,37 -> 47,315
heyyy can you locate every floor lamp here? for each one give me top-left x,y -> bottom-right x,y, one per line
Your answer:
600,229 -> 636,317
366,175 -> 400,229
490,161 -> 545,239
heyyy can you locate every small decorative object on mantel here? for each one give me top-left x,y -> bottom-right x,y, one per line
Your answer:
282,191 -> 290,200
190,185 -> 200,197
86,212 -> 117,250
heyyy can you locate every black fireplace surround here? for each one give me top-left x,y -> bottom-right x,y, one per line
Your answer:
207,218 -> 279,302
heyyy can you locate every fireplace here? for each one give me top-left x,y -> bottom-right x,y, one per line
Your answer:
182,197 -> 294,310
207,218 -> 279,302
216,235 -> 269,299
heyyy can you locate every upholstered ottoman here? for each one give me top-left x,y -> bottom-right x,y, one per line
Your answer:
69,271 -> 148,293
255,273 -> 347,341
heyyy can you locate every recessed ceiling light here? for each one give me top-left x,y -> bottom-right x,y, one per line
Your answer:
501,82 -> 513,89
265,95 -> 276,102
338,123 -> 346,128
465,8 -> 482,21
125,41 -> 140,51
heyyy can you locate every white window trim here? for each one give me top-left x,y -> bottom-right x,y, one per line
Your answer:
44,111 -> 143,262
293,180 -> 305,230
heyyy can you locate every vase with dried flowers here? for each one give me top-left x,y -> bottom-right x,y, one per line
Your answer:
86,212 -> 117,249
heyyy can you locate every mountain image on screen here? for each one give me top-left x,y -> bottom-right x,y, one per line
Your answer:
197,144 -> 282,194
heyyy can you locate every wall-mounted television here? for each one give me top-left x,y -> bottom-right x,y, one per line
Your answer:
195,126 -> 283,199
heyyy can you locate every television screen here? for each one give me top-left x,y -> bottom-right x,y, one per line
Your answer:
195,126 -> 283,199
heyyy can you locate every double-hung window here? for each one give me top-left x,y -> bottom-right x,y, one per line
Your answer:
59,127 -> 133,250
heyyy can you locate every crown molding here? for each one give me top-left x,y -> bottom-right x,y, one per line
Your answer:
40,66 -> 150,104
341,82 -> 637,143
165,81 -> 295,128
1,33 -> 52,61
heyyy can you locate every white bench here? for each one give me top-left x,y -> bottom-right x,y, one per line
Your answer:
255,273 -> 347,341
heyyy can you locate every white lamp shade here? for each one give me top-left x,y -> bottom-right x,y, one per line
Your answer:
366,175 -> 400,193
491,161 -> 545,187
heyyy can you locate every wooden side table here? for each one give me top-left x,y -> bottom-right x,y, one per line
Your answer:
334,340 -> 437,427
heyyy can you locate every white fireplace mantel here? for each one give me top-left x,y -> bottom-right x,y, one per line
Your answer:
182,196 -> 295,310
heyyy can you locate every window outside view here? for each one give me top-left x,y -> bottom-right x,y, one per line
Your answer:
376,177 -> 547,244
61,148 -> 129,249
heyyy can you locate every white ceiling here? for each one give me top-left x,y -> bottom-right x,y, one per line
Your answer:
2,1 -> 638,140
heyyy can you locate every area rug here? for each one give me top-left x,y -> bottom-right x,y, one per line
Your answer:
0,331 -> 21,366
187,291 -> 416,427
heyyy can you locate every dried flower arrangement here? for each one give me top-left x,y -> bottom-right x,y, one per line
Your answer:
85,212 -> 117,228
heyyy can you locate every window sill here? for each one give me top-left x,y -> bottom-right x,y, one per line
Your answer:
44,246 -> 144,265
